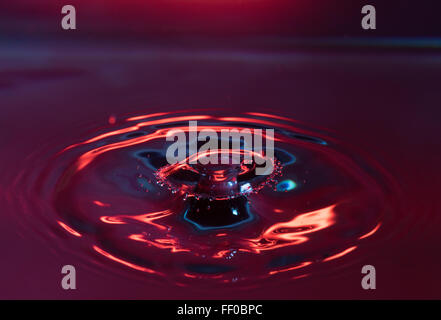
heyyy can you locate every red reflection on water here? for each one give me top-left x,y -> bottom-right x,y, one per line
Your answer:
62,114 -> 212,154
71,123 -> 277,172
246,112 -> 295,122
358,222 -> 381,240
48,111 -> 387,288
292,274 -> 310,280
246,204 -> 336,252
75,129 -> 168,171
57,221 -> 82,237
269,261 -> 312,275
62,112 -> 292,173
126,112 -> 169,122
100,209 -> 174,230
129,234 -> 191,253
212,249 -> 233,259
93,200 -> 110,207
93,245 -> 162,275
218,116 -> 328,141
323,246 -> 357,262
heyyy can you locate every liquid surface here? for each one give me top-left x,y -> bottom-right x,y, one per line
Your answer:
1,44 -> 440,299
6,109 -> 401,289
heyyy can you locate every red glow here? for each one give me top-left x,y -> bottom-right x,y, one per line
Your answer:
93,245 -> 161,275
183,273 -> 197,279
62,113 -> 288,172
93,200 -> 110,207
292,274 -> 310,280
129,234 -> 191,253
212,249 -> 234,259
269,261 -> 312,275
323,246 -> 357,262
218,116 -> 327,141
1,0 -> 309,38
246,204 -> 337,252
126,112 -> 169,122
100,209 -> 174,230
57,221 -> 82,237
108,115 -> 116,125
358,222 -> 381,240
72,125 -> 276,172
61,114 -> 213,154
212,170 -> 229,182
247,112 -> 296,122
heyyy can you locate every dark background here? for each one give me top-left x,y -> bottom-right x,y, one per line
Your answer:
0,0 -> 440,39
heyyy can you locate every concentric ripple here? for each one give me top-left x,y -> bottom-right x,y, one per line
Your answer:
4,109 -> 402,288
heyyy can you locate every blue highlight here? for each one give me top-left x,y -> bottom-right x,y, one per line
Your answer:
276,179 -> 297,192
